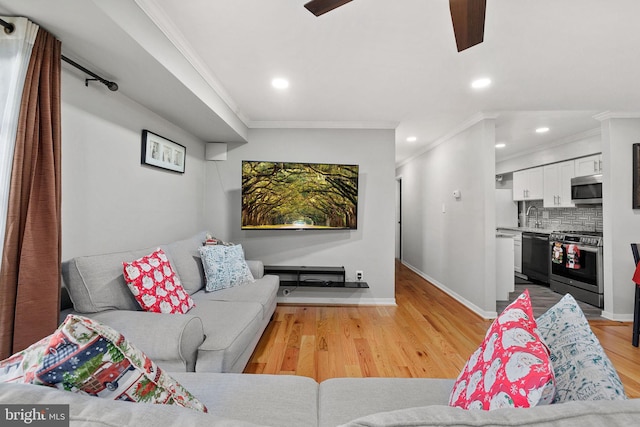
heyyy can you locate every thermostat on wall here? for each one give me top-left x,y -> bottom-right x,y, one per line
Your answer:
453,189 -> 461,200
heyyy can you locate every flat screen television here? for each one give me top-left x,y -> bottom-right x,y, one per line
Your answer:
242,160 -> 359,230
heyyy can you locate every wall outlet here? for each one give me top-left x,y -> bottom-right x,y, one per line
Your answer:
355,270 -> 364,281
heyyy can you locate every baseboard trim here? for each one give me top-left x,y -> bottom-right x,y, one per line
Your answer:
402,261 -> 498,319
276,296 -> 397,306
600,310 -> 634,322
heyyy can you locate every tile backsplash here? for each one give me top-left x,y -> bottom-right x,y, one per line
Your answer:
520,200 -> 603,232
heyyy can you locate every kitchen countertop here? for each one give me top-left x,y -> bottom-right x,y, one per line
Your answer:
496,232 -> 517,238
496,226 -> 555,234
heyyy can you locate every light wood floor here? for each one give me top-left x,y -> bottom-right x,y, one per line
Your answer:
245,260 -> 640,398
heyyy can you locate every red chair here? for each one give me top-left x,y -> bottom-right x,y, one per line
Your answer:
632,243 -> 640,347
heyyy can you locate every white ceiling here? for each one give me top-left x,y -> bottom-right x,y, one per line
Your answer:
3,0 -> 640,166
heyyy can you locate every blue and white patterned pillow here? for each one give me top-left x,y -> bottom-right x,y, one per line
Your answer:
536,293 -> 627,403
198,244 -> 254,292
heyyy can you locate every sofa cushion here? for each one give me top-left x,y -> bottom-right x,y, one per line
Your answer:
0,315 -> 207,412
199,244 -> 254,292
449,290 -> 555,410
123,248 -> 195,314
191,274 -> 279,321
63,247 -> 157,313
161,231 -> 209,295
536,293 -> 627,402
0,382 -> 264,427
339,399 -> 640,427
173,373 -> 319,427
319,377 -> 454,427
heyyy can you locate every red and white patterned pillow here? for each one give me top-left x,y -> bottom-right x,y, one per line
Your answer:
448,290 -> 556,410
0,314 -> 207,412
123,248 -> 195,314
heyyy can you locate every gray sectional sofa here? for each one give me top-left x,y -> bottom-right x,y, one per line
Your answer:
61,231 -> 279,373
2,375 -> 640,426
5,231 -> 636,425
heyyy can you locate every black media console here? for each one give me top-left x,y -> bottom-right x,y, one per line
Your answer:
264,265 -> 369,288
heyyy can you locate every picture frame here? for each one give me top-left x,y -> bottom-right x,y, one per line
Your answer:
634,143 -> 640,209
141,129 -> 186,173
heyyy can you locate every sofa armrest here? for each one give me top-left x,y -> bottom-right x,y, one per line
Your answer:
88,310 -> 204,372
246,260 -> 264,279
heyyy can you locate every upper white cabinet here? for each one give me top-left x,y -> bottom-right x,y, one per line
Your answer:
513,167 -> 544,201
543,161 -> 575,208
575,154 -> 603,177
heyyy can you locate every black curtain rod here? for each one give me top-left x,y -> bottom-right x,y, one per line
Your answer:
0,17 -> 14,34
61,55 -> 118,91
0,17 -> 118,92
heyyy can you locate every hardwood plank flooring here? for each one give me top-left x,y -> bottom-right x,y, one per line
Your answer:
245,260 -> 640,398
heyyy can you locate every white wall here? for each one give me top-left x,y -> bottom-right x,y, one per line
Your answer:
61,71 -> 207,259
396,119 -> 498,317
204,128 -> 397,304
601,116 -> 640,319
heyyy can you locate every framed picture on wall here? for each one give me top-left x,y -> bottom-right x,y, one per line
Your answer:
634,143 -> 640,209
141,130 -> 186,173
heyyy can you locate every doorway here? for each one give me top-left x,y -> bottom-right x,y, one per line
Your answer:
395,177 -> 402,260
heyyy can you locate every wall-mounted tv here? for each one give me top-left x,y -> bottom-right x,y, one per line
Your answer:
242,161 -> 359,230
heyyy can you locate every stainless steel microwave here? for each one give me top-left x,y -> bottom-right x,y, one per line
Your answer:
571,174 -> 602,205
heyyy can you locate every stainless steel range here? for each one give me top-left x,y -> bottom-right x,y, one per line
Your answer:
549,230 -> 603,308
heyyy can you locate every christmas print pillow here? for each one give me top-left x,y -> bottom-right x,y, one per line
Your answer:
0,336 -> 51,384
449,290 -> 556,410
536,293 -> 626,402
123,248 -> 195,314
0,314 -> 207,412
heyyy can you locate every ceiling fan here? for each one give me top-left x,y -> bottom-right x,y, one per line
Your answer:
303,0 -> 487,52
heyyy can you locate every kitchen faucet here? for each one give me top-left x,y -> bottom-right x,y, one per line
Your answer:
526,205 -> 540,228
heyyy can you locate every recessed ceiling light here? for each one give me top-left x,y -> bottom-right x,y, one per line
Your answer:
406,136 -> 417,142
271,78 -> 289,89
535,127 -> 550,133
471,78 -> 491,89
495,143 -> 506,148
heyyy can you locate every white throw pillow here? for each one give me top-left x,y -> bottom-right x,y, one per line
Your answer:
536,293 -> 626,402
198,244 -> 254,292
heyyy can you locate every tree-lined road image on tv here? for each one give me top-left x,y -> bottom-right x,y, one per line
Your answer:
242,161 -> 359,230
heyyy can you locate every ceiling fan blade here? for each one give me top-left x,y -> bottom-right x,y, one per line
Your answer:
304,0 -> 353,17
449,0 -> 486,52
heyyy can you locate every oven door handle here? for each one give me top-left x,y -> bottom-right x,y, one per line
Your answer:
524,235 -> 548,241
565,245 -> 599,254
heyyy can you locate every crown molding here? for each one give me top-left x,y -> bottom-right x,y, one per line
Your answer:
247,120 -> 398,130
495,127 -> 601,164
594,111 -> 640,121
396,112 -> 499,168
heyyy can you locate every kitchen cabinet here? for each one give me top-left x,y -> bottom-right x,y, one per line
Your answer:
543,161 -> 575,208
575,154 -> 603,177
513,167 -> 543,201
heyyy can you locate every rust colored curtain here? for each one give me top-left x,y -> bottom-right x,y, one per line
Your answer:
0,29 -> 61,358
